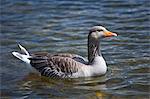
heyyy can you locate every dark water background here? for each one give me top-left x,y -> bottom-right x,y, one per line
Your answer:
1,0 -> 150,99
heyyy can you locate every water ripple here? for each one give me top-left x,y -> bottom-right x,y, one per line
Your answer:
1,0 -> 150,98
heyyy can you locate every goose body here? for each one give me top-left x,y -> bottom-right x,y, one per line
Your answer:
12,26 -> 117,78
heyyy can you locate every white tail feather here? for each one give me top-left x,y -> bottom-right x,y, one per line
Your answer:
12,44 -> 31,64
18,44 -> 30,56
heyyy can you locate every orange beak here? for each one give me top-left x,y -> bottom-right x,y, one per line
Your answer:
104,31 -> 118,37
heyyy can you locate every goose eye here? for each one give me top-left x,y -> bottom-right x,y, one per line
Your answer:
97,30 -> 103,32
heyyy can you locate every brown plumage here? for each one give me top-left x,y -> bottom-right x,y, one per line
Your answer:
28,52 -> 87,78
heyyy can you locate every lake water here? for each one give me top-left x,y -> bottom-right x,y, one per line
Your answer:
1,0 -> 150,99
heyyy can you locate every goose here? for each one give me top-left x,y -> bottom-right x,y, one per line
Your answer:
12,26 -> 117,78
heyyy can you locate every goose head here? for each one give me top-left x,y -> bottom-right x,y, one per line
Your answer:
89,26 -> 117,39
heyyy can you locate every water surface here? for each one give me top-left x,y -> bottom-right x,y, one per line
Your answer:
1,0 -> 150,98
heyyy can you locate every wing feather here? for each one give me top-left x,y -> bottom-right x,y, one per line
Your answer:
29,53 -> 84,78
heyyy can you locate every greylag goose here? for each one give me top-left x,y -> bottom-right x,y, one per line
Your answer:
12,26 -> 117,78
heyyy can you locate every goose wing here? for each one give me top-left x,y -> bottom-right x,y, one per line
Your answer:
52,53 -> 88,64
31,52 -> 88,64
29,52 -> 86,78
